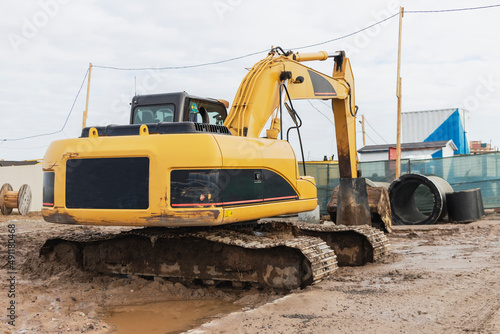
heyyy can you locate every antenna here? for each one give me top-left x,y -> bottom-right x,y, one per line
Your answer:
134,76 -> 137,96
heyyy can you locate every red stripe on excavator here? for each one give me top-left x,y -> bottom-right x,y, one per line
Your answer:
43,202 -> 54,207
172,199 -> 262,207
264,195 -> 298,201
314,92 -> 337,96
171,195 -> 298,207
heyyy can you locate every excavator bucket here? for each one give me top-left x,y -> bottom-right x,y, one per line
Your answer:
328,178 -> 371,226
327,178 -> 392,232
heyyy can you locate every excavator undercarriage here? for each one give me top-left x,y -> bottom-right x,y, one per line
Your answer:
40,220 -> 389,290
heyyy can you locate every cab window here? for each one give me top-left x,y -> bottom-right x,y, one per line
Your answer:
184,100 -> 227,125
133,104 -> 175,124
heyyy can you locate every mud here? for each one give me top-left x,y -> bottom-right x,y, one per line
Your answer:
103,300 -> 240,334
1,212 -> 500,333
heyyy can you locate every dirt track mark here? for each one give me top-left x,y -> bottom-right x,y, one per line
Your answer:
458,290 -> 500,333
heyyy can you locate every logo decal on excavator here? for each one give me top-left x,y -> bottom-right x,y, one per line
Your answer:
308,70 -> 337,97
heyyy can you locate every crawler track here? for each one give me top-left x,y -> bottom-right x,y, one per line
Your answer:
289,221 -> 390,266
40,226 -> 337,290
40,220 -> 389,289
254,220 -> 390,266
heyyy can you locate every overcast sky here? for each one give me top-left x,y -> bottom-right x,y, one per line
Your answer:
1,0 -> 499,161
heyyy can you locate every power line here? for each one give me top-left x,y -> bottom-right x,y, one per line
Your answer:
306,100 -> 334,125
364,116 -> 389,144
291,13 -> 399,51
406,4 -> 500,14
93,50 -> 268,71
364,130 -> 378,145
358,130 -> 379,145
93,13 -> 400,71
93,3 -> 500,72
313,102 -> 385,146
1,68 -> 89,142
316,101 -> 385,145
365,132 -> 378,145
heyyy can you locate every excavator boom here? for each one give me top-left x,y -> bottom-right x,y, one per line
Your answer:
224,49 -> 358,178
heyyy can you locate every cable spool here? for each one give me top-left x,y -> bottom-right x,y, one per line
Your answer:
0,183 -> 32,215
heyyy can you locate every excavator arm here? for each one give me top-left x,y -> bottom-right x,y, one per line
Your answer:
224,49 -> 358,178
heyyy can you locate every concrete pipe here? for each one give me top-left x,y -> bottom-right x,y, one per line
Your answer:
446,188 -> 485,223
388,174 -> 453,225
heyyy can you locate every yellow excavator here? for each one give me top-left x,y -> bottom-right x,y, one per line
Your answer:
40,48 -> 389,289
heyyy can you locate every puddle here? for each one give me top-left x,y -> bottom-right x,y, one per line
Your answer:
103,300 -> 241,334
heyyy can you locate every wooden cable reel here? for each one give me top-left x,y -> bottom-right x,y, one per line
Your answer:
0,183 -> 32,215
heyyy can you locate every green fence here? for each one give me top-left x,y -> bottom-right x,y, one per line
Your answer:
302,152 -> 500,214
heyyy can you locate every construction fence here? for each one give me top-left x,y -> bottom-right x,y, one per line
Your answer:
303,152 -> 500,214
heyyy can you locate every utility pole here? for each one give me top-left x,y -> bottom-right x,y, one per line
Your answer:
82,62 -> 93,129
395,7 -> 404,178
361,115 -> 366,146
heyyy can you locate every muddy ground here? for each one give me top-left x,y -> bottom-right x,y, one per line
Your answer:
1,212 -> 499,333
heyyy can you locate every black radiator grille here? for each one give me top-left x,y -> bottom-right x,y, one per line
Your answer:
66,157 -> 149,209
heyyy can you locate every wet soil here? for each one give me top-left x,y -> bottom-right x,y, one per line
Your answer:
1,212 -> 499,333
103,300 -> 240,334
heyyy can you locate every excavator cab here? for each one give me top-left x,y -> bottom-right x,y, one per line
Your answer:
130,91 -> 227,125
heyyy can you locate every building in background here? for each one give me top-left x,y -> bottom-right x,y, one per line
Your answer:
402,108 -> 469,155
358,140 -> 457,162
470,140 -> 498,154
